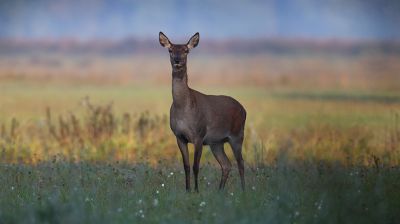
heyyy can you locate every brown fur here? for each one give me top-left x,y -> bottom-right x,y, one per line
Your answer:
159,32 -> 247,191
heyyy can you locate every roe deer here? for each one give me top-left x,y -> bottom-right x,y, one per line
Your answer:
159,32 -> 247,192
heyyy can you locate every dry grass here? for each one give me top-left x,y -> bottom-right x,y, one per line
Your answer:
1,94 -> 399,166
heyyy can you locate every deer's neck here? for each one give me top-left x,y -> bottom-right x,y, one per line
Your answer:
172,66 -> 190,108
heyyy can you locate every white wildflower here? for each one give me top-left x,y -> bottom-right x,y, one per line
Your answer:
315,199 -> 323,210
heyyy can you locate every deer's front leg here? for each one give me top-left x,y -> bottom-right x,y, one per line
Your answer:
193,140 -> 203,192
177,137 -> 190,191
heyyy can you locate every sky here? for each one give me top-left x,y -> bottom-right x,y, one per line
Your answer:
0,0 -> 399,40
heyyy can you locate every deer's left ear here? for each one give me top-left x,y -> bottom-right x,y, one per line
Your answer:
187,32 -> 200,49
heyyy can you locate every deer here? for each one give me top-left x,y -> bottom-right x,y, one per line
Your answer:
159,32 -> 247,192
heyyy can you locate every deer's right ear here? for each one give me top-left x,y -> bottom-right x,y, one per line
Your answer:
159,32 -> 171,49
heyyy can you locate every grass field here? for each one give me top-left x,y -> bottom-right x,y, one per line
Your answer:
1,161 -> 400,223
1,53 -> 400,223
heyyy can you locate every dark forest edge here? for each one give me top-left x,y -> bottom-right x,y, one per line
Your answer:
1,38 -> 400,56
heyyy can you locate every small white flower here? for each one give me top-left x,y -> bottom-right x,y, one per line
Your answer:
85,197 -> 90,202
316,199 -> 323,210
156,190 -> 159,194
137,199 -> 142,204
170,172 -> 174,176
136,209 -> 145,218
295,211 -> 300,217
11,186 -> 14,191
252,186 -> 256,190
161,183 -> 165,187
199,201 -> 206,207
230,192 -> 234,196
153,199 -> 159,207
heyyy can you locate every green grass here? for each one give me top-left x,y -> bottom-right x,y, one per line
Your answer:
1,161 -> 399,223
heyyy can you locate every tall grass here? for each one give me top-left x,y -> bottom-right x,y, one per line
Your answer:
1,97 -> 399,166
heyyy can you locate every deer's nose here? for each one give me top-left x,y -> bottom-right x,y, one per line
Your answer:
174,59 -> 180,64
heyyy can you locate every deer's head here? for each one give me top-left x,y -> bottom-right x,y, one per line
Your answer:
159,32 -> 199,70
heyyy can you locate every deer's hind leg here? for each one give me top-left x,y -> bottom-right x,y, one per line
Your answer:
210,143 -> 232,190
229,135 -> 245,191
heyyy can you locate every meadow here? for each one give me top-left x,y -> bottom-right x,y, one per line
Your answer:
0,52 -> 400,223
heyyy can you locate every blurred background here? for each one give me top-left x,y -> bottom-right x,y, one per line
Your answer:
1,0 -> 400,86
0,0 -> 399,164
1,0 -> 400,39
